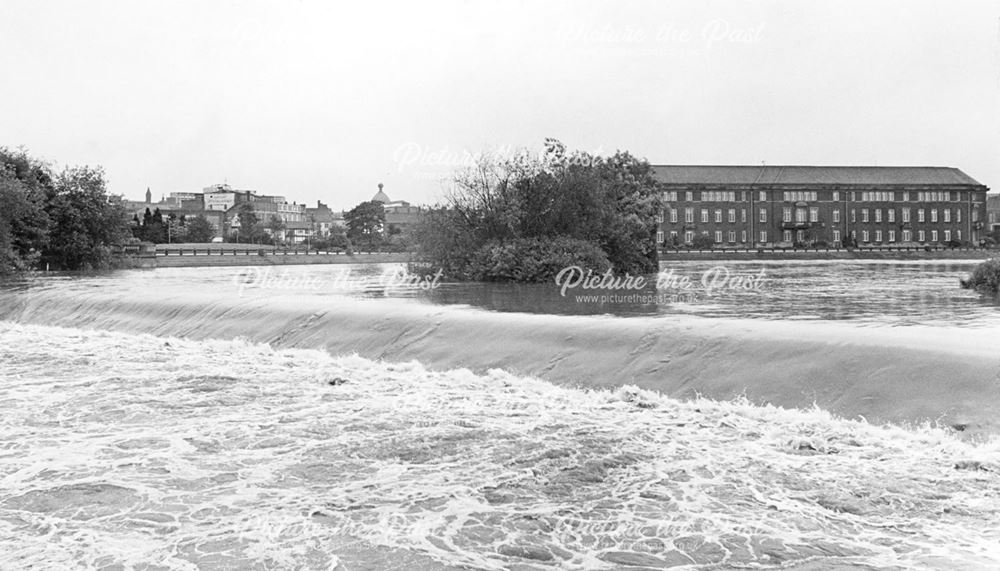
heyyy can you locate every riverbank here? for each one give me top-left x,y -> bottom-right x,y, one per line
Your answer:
135,252 -> 413,268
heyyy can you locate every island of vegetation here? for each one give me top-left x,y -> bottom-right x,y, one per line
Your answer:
411,139 -> 663,282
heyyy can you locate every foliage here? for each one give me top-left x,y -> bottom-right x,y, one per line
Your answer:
266,214 -> 286,242
345,201 -> 385,247
468,237 -> 611,282
230,202 -> 267,244
690,234 -> 715,249
411,139 -> 662,281
960,258 -> 1000,295
43,166 -> 130,270
185,215 -> 215,243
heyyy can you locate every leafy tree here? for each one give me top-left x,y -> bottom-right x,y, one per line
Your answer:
231,202 -> 262,243
691,233 -> 715,249
186,215 -> 215,243
345,200 -> 385,247
266,214 -> 286,243
43,166 -> 130,270
412,139 -> 663,281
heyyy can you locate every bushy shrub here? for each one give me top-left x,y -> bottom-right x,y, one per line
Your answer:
960,258 -> 1000,295
690,234 -> 715,249
467,237 -> 611,282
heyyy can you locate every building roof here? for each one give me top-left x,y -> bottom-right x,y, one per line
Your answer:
651,165 -> 985,187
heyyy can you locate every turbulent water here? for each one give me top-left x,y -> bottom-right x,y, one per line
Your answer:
1,261 -> 1000,569
1,323 -> 999,570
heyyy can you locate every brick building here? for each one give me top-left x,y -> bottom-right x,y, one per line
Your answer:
654,166 -> 989,248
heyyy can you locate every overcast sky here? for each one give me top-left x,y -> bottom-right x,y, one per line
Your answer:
1,0 -> 997,209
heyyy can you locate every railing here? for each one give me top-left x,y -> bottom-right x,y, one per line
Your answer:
154,247 -> 408,257
661,246 -> 990,254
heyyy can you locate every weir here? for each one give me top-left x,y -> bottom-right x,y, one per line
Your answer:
2,284 -> 998,435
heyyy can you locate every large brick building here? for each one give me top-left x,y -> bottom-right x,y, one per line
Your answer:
654,166 -> 989,248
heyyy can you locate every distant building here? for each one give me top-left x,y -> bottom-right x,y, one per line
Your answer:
654,165 -> 990,247
306,200 -> 337,237
369,183 -> 425,235
987,194 -> 1000,233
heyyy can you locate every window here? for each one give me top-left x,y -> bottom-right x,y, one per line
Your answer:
782,191 -> 818,202
957,230 -> 962,241
728,209 -> 736,223
944,230 -> 951,242
656,211 -> 664,224
833,229 -> 841,243
684,231 -> 694,243
862,209 -> 869,223
931,230 -> 938,242
796,208 -> 807,223
728,230 -> 736,243
930,209 -> 937,223
918,230 -> 925,242
862,230 -> 869,242
851,210 -> 857,223
685,191 -> 693,201
809,207 -> 819,222
663,191 -> 678,202
759,208 -> 767,223
684,208 -> 694,223
902,229 -> 912,242
783,230 -> 792,242
701,209 -> 709,223
759,230 -> 767,243
902,191 -> 909,202
783,207 -> 792,223
875,230 -> 882,242
715,231 -> 722,243
715,209 -> 722,223
741,209 -> 747,223
887,209 -> 895,223
875,209 -> 882,223
902,208 -> 910,223
832,191 -> 840,202
833,210 -> 840,223
670,209 -> 678,223
888,230 -> 895,242
973,208 -> 979,222
957,208 -> 962,223
669,231 -> 677,242
918,209 -> 925,223
741,230 -> 747,243
943,209 -> 950,223
656,231 -> 664,243
759,191 -> 766,202
703,191 -> 737,202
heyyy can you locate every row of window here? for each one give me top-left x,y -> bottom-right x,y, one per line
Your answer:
782,191 -> 818,202
663,190 -> 970,203
661,206 -> 978,225
656,228 -> 963,244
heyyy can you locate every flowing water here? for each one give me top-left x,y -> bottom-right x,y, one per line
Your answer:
1,261 -> 999,570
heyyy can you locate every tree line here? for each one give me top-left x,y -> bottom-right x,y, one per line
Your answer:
0,148 -> 131,273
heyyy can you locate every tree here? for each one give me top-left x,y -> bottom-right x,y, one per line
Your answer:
232,202 -> 262,243
266,214 -> 286,243
0,149 -> 51,273
412,139 -> 663,280
42,166 -> 130,270
186,215 -> 215,243
345,200 -> 385,247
